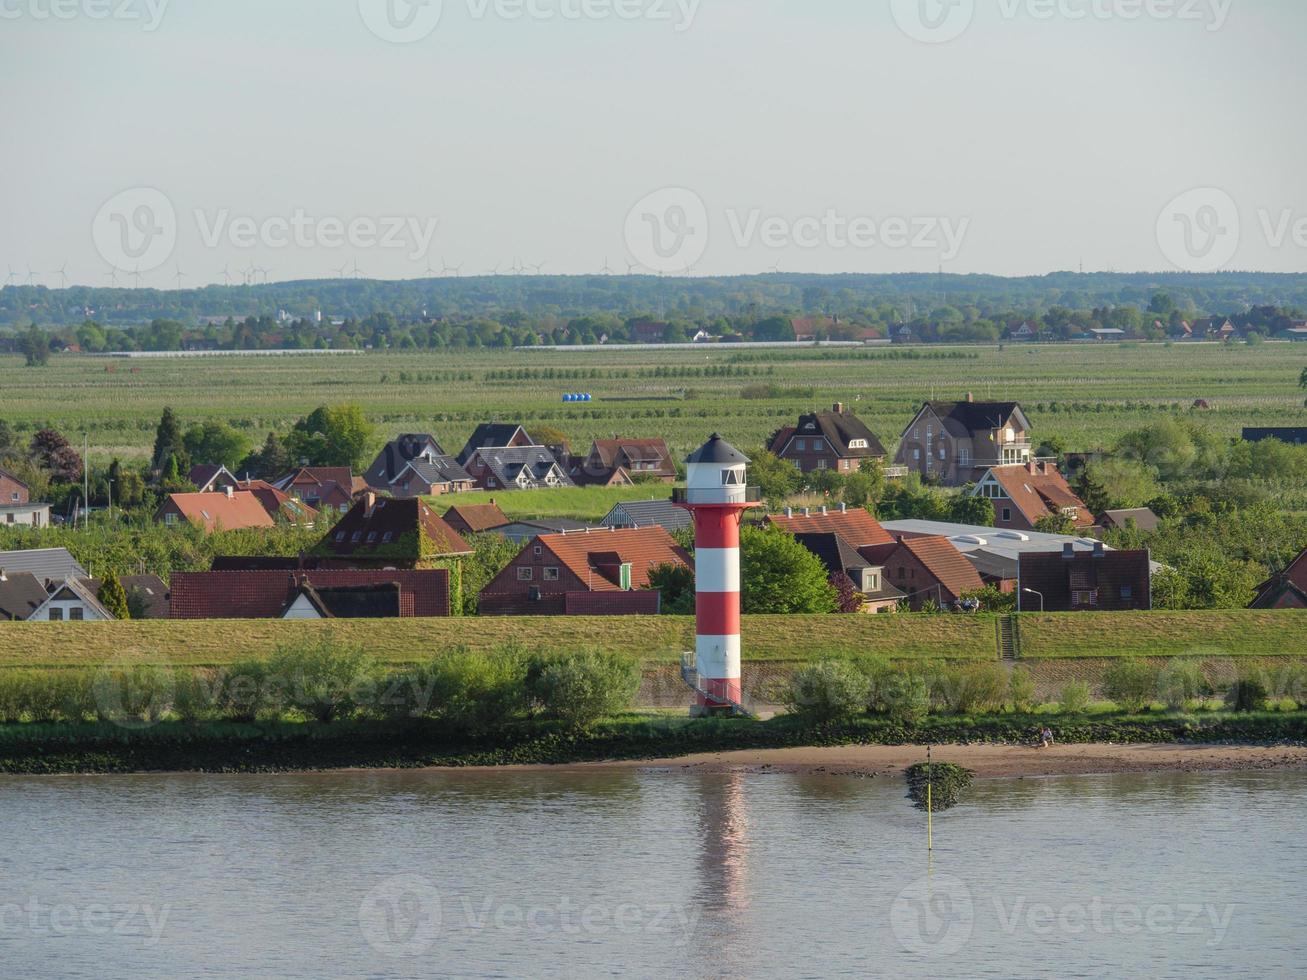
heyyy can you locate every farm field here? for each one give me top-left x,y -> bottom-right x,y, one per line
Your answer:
1,342 -> 1303,469
1,610 -> 1302,669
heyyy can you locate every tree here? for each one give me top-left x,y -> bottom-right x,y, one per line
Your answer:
242,432 -> 292,480
0,420 -> 15,457
949,494 -> 994,526
739,525 -> 837,614
29,429 -> 83,484
960,584 -> 1016,614
649,562 -> 696,615
183,421 -> 251,470
285,404 -> 375,469
1074,467 -> 1111,517
749,448 -> 801,503
1034,512 -> 1078,535
20,326 -> 49,367
830,573 -> 863,613
152,408 -> 189,473
529,425 -> 570,449
458,533 -> 521,616
97,573 -> 130,620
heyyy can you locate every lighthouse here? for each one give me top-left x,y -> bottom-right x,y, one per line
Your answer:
676,434 -> 760,715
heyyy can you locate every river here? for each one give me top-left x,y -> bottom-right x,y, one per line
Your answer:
1,769 -> 1302,978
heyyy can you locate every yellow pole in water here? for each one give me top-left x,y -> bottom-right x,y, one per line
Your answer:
926,745 -> 933,852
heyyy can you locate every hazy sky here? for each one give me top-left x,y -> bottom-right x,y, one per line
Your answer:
2,0 -> 1305,287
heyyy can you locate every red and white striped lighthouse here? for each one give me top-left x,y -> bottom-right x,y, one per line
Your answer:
676,434 -> 760,714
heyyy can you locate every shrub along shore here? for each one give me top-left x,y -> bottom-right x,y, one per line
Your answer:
1,635 -> 1306,774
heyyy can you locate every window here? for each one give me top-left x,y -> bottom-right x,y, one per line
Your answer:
620,563 -> 633,591
848,439 -> 867,450
722,468 -> 744,485
543,567 -> 560,581
70,607 -> 84,621
9,492 -> 17,501
1120,586 -> 1133,600
913,449 -> 921,460
335,531 -> 346,542
812,439 -> 824,452
1002,508 -> 1012,522
795,439 -> 805,451
817,460 -> 829,470
338,504 -> 348,514
960,448 -> 971,466
366,532 -> 377,543
938,448 -> 946,460
517,567 -> 534,581
49,608 -> 63,621
533,545 -> 543,556
382,532 -> 393,543
165,513 -> 177,526
351,532 -> 362,543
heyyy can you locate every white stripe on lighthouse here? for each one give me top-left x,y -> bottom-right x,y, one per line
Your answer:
694,547 -> 741,593
696,634 -> 742,682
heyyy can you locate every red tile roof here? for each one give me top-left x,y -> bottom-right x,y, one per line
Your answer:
169,568 -> 450,618
160,491 -> 277,532
540,527 -> 690,591
896,535 -> 985,598
767,508 -> 894,548
987,464 -> 1094,528
443,502 -> 511,534
237,480 -> 319,524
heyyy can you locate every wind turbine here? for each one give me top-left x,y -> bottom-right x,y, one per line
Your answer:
173,265 -> 186,290
26,265 -> 37,285
350,259 -> 363,279
104,267 -> 119,286
55,261 -> 68,288
626,260 -> 641,275
221,263 -> 233,286
600,257 -> 614,276
528,261 -> 546,275
258,266 -> 272,284
332,262 -> 349,279
244,260 -> 257,286
4,266 -> 17,287
441,259 -> 461,277
422,256 -> 438,278
131,265 -> 143,288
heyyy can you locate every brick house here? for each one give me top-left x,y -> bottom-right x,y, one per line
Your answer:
169,568 -> 451,618
155,489 -> 277,533
442,501 -> 511,537
769,404 -> 888,475
235,479 -> 319,525
1249,548 -> 1307,609
0,467 -> 49,527
862,535 -> 985,611
574,438 -> 676,484
1017,544 -> 1152,612
463,447 -> 572,491
364,434 -> 475,497
0,469 -> 30,506
273,467 -> 361,514
969,462 -> 1094,532
894,398 -> 1033,486
792,532 -> 905,613
478,526 -> 690,616
315,495 -> 473,567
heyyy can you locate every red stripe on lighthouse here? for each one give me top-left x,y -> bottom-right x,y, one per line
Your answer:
692,511 -> 741,550
696,592 -> 741,636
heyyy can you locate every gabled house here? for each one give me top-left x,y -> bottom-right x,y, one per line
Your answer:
970,462 -> 1093,532
155,489 -> 277,533
574,438 -> 676,484
1100,508 -> 1160,534
169,568 -> 451,619
627,319 -> 670,344
0,547 -> 87,581
1007,321 -> 1040,342
895,398 -> 1033,486
766,504 -> 894,549
463,446 -> 573,492
0,570 -> 50,621
792,532 -> 905,613
456,423 -> 537,466
236,480 -> 318,525
442,501 -> 511,537
478,526 -> 690,616
602,498 -> 693,534
0,468 -> 49,528
1193,317 -> 1238,341
364,434 -> 475,497
314,494 -> 473,567
1018,543 -> 1152,612
866,535 -> 985,611
187,464 -> 239,493
28,577 -> 115,621
769,404 -> 888,475
1249,548 -> 1307,609
273,467 -> 361,514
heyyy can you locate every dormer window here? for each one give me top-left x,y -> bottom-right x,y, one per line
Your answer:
722,469 -> 744,486
848,439 -> 868,450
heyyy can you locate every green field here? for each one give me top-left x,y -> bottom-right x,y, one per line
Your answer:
2,610 -> 1302,669
2,343 -> 1303,469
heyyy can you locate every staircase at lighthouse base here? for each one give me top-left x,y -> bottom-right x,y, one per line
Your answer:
680,653 -> 756,718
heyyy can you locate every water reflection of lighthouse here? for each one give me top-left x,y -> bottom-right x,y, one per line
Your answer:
675,434 -> 760,715
695,770 -> 751,922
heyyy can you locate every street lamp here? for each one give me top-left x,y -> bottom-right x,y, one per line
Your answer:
1021,588 -> 1044,613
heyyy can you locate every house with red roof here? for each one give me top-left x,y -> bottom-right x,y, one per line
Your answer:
769,404 -> 888,476
969,462 -> 1094,532
865,535 -> 985,611
187,464 -> 239,494
1249,548 -> 1307,609
169,568 -> 450,619
155,489 -> 277,533
573,437 -> 676,485
478,526 -> 690,616
442,501 -> 511,537
236,479 -> 319,525
766,504 -> 894,548
314,494 -> 473,567
273,467 -> 361,514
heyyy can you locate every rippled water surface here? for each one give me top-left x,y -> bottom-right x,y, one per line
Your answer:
1,768 -> 1303,978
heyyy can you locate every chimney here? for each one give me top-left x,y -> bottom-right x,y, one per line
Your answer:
966,392 -> 974,403
1063,543 -> 1075,560
1093,542 -> 1106,559
802,507 -> 811,517
224,485 -> 234,499
363,491 -> 377,518
784,507 -> 793,518
840,502 -> 847,513
820,505 -> 828,516
833,402 -> 845,415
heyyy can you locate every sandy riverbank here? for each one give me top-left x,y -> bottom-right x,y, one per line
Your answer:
463,743 -> 1307,779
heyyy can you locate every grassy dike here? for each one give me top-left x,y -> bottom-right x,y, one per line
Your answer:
1,610 -> 1304,669
3,711 -> 1307,775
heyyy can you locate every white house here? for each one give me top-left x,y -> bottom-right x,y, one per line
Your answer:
27,577 -> 114,621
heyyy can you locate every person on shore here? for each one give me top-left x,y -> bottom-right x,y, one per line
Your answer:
1040,726 -> 1054,749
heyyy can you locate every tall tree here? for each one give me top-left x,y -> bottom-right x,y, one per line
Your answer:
20,326 -> 49,367
183,421 -> 251,470
285,404 -> 375,470
29,429 -> 83,484
152,407 -> 188,473
97,573 -> 130,620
